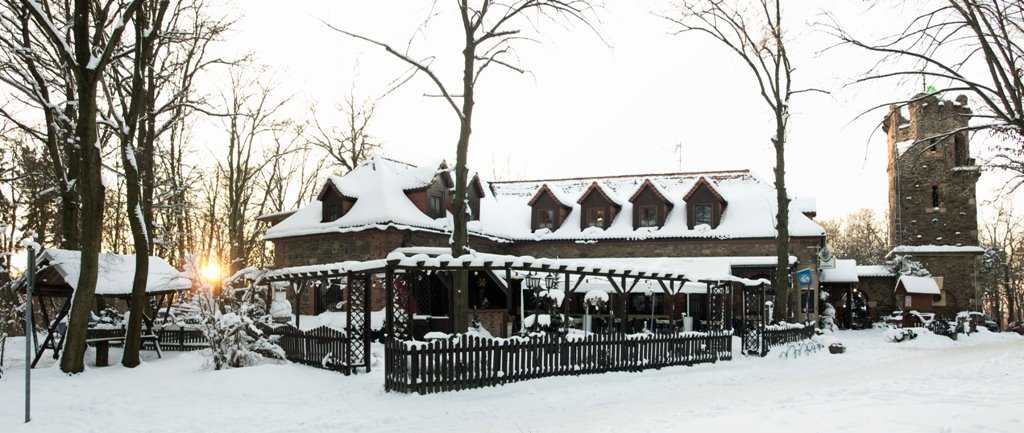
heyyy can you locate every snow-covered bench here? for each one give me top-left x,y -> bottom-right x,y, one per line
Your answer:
86,327 -> 163,365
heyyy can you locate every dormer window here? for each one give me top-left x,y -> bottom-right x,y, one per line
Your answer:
529,184 -> 571,231
318,183 -> 352,223
683,177 -> 727,229
577,182 -> 620,230
585,208 -> 606,228
324,203 -> 341,222
638,205 -> 658,228
694,205 -> 713,226
629,179 -> 672,230
537,209 -> 555,230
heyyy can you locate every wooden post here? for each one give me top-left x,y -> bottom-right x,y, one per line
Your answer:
385,266 -> 394,340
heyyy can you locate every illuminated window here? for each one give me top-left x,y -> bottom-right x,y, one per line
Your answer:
586,208 -> 606,228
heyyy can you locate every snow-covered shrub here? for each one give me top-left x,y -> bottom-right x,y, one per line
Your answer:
184,255 -> 284,370
886,254 -> 931,277
527,285 -> 567,336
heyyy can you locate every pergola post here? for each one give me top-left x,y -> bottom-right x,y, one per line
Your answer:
385,266 -> 394,340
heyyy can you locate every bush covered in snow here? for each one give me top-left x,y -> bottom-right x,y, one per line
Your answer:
184,256 -> 284,370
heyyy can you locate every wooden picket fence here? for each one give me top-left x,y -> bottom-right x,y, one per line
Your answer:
258,324 -> 351,373
384,331 -> 734,394
146,325 -> 208,351
761,322 -> 816,352
135,323 -> 351,373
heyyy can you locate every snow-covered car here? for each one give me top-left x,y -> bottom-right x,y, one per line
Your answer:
884,310 -> 934,327
1005,321 -> 1024,335
957,311 -> 1000,332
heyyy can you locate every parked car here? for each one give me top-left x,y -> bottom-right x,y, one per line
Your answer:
957,311 -> 1000,332
884,310 -> 934,327
1005,320 -> 1024,336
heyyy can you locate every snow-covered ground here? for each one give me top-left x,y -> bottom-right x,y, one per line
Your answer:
1,328 -> 1021,433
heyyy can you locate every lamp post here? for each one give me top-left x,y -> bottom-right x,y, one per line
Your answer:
522,273 -> 540,334
24,243 -> 35,423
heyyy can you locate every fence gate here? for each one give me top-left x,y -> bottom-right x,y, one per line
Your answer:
742,283 -> 767,356
706,282 -> 732,331
386,268 -> 430,341
345,273 -> 371,373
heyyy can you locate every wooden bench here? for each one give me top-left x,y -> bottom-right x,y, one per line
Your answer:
86,327 -> 162,366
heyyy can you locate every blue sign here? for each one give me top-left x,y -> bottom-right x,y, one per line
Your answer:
796,268 -> 813,287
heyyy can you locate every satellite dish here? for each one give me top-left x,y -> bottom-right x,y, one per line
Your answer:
818,246 -> 834,262
818,246 -> 836,269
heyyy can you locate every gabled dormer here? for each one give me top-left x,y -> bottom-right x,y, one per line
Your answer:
466,174 -> 486,221
629,179 -> 673,229
528,184 -> 572,231
577,182 -> 621,230
683,177 -> 727,229
405,161 -> 454,219
317,182 -> 356,223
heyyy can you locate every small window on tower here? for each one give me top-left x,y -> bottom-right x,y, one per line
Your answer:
931,185 -> 940,208
928,138 -> 938,152
954,134 -> 966,166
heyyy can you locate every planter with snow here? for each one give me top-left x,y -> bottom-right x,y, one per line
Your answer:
828,343 -> 846,354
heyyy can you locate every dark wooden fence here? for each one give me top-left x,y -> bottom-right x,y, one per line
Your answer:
384,331 -> 733,394
258,324 -> 351,373
761,322 -> 816,352
147,325 -> 208,351
136,323 -> 351,373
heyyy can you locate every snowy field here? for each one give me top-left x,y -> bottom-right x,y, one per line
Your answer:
1,328 -> 1022,433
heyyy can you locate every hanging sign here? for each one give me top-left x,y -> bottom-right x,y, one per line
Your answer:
796,268 -> 813,288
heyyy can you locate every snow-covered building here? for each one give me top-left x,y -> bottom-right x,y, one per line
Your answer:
263,156 -> 826,335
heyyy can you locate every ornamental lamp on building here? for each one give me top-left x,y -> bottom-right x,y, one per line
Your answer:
544,273 -> 558,290
525,273 -> 541,290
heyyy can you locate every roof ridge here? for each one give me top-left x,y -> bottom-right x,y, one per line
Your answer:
490,169 -> 751,185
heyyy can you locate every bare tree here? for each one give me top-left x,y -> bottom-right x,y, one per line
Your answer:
331,0 -> 602,331
22,0 -> 145,374
665,0 -> 823,321
215,64 -> 292,273
0,0 -> 81,249
980,199 -> 1024,324
828,1 -> 1024,190
98,0 -> 171,368
306,85 -> 380,174
820,208 -> 891,266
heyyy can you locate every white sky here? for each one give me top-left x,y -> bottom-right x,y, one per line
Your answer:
197,0 -> 1014,221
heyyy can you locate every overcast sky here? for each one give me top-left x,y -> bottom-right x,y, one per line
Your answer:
199,0 -> 1013,221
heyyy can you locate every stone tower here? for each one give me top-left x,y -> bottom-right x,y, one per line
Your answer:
884,93 -> 979,247
882,93 -> 983,315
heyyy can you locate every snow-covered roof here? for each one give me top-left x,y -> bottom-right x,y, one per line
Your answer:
857,265 -> 894,278
37,249 -> 191,296
889,245 -> 985,255
820,259 -> 859,283
265,156 -> 477,241
265,246 -> 771,287
792,196 -> 816,215
265,160 -> 825,243
482,170 -> 824,242
896,275 -> 941,295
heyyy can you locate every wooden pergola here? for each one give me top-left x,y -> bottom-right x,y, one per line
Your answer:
264,247 -> 772,372
16,249 -> 191,367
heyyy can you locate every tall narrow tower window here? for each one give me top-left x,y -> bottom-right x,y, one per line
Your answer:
931,185 -> 940,208
928,138 -> 938,152
954,134 -> 966,166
